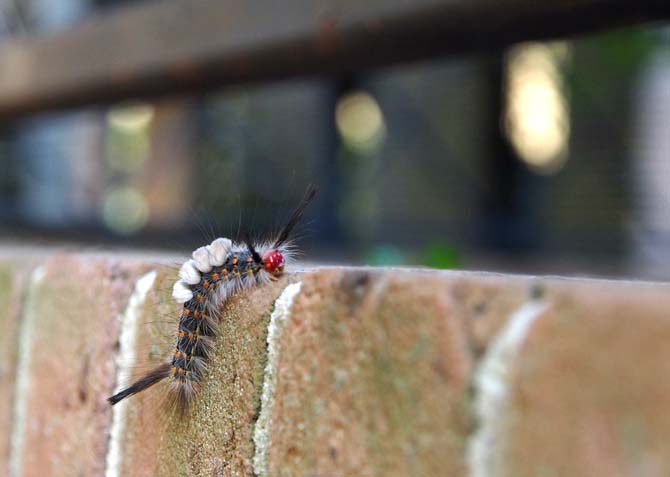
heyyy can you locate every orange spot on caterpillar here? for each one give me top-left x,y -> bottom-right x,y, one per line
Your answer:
197,294 -> 203,302
179,330 -> 185,338
183,309 -> 190,316
171,366 -> 177,374
178,367 -> 184,375
203,280 -> 210,289
188,332 -> 194,340
232,256 -> 238,265
212,272 -> 220,280
193,310 -> 200,318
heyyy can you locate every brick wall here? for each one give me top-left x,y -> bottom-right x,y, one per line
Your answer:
1,251 -> 669,476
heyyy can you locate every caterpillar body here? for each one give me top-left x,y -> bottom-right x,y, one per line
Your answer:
108,185 -> 316,413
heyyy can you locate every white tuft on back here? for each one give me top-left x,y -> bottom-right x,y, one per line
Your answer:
172,280 -> 193,303
179,260 -> 201,285
192,246 -> 213,273
209,238 -> 232,266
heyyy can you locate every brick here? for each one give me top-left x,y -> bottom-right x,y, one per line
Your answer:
470,280 -> 670,476
448,272 -> 532,357
0,258 -> 37,476
4,250 -> 669,477
115,267 -> 294,477
259,269 -> 524,477
11,255 -> 145,476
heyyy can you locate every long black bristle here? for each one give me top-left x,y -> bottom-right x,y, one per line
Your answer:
244,235 -> 262,263
274,184 -> 317,248
107,363 -> 172,405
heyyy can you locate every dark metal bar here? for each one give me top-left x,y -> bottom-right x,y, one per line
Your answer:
0,0 -> 668,119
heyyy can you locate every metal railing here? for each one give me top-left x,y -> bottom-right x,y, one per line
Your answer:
0,0 -> 667,120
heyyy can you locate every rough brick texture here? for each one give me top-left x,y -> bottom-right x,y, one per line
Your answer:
264,269 -> 475,477
10,255 -> 146,477
116,268 -> 295,476
0,251 -> 669,477
0,258 -> 36,473
486,282 -> 670,476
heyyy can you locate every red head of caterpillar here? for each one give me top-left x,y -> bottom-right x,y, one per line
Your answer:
107,184 -> 317,414
262,249 -> 285,275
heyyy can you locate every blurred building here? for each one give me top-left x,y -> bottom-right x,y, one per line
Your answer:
0,2 -> 668,279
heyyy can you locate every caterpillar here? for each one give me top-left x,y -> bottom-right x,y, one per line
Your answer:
107,185 -> 317,413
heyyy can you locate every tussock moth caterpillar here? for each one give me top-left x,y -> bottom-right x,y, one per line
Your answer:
107,184 -> 317,414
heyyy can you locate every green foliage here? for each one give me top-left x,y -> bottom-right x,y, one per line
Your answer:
364,242 -> 464,269
420,242 -> 462,269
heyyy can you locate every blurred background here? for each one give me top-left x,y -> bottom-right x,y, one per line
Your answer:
0,0 -> 668,279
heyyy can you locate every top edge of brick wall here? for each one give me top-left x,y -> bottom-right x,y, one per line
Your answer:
0,245 -> 667,288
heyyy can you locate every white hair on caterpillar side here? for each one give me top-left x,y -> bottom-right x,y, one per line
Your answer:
165,238 -> 292,411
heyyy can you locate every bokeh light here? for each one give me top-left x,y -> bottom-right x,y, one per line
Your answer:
103,185 -> 149,235
335,90 -> 386,154
106,102 -> 154,173
107,103 -> 154,132
505,42 -> 571,174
